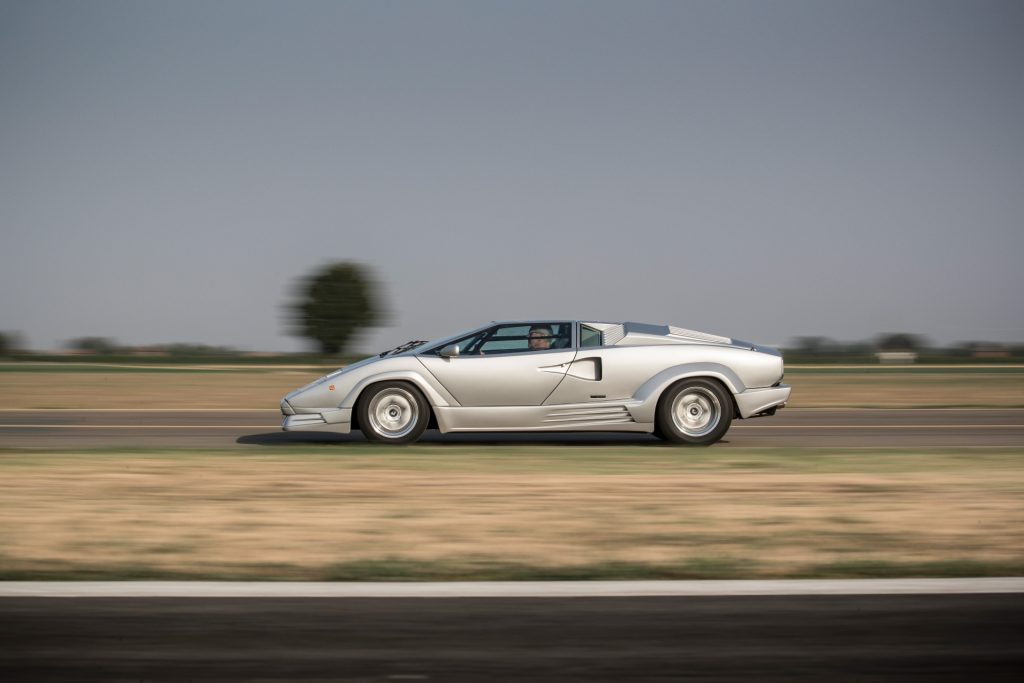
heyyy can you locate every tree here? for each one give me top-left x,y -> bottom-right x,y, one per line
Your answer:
0,331 -> 25,357
875,333 -> 927,352
793,336 -> 835,355
291,262 -> 387,355
67,336 -> 118,354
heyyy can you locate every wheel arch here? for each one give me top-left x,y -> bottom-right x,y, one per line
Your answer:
630,363 -> 745,425
655,375 -> 739,422
351,378 -> 435,440
343,373 -> 447,434
341,371 -> 451,411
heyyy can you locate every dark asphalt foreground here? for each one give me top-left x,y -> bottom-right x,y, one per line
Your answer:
1,408 -> 1023,448
1,594 -> 1022,682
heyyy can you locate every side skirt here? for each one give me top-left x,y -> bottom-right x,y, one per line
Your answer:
434,402 -> 654,433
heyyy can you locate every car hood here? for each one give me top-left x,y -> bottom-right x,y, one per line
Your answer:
286,354 -> 382,399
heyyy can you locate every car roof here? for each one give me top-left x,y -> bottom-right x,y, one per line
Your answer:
488,320 -> 617,325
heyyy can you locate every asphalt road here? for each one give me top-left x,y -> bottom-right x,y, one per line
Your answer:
0,408 -> 1022,448
1,593 -> 1022,682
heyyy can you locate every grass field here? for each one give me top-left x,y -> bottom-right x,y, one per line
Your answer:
0,367 -> 1023,409
2,367 -> 1021,580
1,447 -> 1021,580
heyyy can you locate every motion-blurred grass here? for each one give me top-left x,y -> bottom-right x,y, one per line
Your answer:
1,446 -> 1021,580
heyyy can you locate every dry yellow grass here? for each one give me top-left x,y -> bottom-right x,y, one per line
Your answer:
1,368 -> 1022,409
0,371 -> 307,409
1,449 -> 1021,578
791,371 -> 1024,408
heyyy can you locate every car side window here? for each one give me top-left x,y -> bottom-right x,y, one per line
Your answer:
474,323 -> 572,355
478,325 -> 530,354
580,325 -> 602,348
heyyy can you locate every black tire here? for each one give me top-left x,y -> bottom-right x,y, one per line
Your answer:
357,381 -> 430,444
655,378 -> 733,445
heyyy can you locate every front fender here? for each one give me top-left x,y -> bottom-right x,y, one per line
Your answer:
629,362 -> 745,424
339,370 -> 458,410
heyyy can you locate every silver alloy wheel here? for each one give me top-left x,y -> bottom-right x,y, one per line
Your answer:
366,388 -> 419,439
670,387 -> 722,437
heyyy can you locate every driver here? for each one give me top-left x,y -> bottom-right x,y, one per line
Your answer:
528,326 -> 554,350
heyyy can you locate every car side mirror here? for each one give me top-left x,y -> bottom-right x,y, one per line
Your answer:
439,344 -> 461,358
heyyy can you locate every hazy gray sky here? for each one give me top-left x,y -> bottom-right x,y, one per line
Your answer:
2,0 -> 1022,351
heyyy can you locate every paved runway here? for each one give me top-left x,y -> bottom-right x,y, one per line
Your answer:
2,593 -> 1021,681
1,408 -> 1022,448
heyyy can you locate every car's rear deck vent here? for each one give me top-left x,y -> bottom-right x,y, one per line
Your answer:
668,326 -> 732,344
603,324 -> 626,345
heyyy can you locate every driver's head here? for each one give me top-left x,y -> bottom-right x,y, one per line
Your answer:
528,326 -> 553,350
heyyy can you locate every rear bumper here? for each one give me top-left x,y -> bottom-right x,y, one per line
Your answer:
734,384 -> 791,419
282,408 -> 352,433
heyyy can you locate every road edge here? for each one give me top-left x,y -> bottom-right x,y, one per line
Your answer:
2,577 -> 1023,598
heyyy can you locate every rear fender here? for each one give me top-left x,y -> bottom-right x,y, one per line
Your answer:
629,363 -> 745,424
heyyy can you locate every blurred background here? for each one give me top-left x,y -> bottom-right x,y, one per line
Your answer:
2,0 -> 1023,358
2,7 -> 1024,678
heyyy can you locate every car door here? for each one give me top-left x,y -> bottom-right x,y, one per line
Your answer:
417,323 -> 577,406
543,322 -> 639,404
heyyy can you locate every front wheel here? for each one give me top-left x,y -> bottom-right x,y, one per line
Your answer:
358,382 -> 430,444
656,379 -> 733,445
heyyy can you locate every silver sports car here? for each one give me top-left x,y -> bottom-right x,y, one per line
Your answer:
281,321 -> 791,445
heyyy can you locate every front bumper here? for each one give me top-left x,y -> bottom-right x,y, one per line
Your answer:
281,407 -> 352,433
734,384 -> 791,419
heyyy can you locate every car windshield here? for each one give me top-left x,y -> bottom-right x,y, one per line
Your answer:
378,340 -> 429,357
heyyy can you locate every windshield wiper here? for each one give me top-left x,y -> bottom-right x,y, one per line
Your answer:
379,340 -> 429,358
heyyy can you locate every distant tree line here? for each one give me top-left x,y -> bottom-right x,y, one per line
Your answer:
63,338 -> 242,357
1,260 -> 391,362
5,259 -> 1023,363
4,329 -> 1021,364
785,333 -> 1024,363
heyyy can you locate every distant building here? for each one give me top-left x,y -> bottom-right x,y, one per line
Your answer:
128,346 -> 169,357
875,351 -> 917,364
971,346 -> 1010,359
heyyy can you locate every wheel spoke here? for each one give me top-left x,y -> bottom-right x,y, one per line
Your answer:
671,387 -> 721,437
367,389 -> 419,439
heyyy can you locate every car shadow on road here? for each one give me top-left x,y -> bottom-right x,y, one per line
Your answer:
236,430 -> 671,447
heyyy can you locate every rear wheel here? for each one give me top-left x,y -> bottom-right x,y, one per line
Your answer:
656,378 -> 732,445
358,382 -> 429,444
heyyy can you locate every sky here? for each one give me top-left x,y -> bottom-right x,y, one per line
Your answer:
2,0 -> 1022,352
